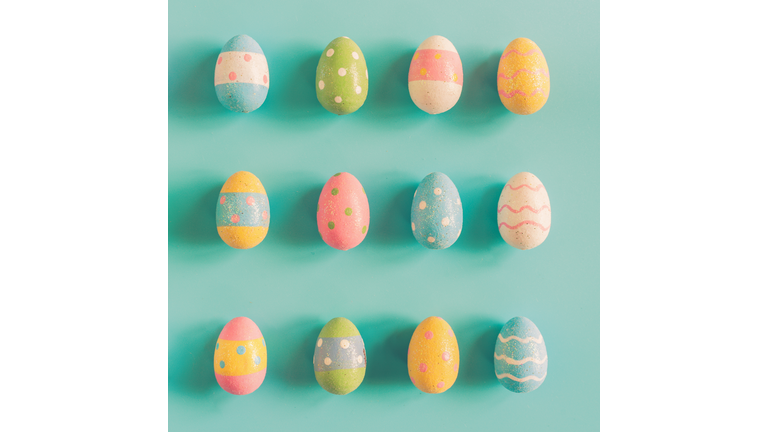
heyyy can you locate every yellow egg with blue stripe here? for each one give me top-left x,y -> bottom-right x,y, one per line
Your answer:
213,317 -> 267,395
216,171 -> 269,249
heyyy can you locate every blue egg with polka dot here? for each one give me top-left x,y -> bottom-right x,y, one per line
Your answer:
411,172 -> 463,249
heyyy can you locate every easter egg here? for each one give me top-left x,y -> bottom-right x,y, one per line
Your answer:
494,317 -> 548,393
313,318 -> 366,395
497,37 -> 550,115
216,171 -> 270,249
408,35 -> 463,114
497,172 -> 551,250
213,317 -> 268,395
317,172 -> 369,250
411,172 -> 463,249
214,35 -> 269,113
408,317 -> 460,393
316,37 -> 368,115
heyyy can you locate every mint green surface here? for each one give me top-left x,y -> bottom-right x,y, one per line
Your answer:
169,0 -> 598,430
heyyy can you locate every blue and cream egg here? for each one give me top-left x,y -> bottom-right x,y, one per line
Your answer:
411,172 -> 463,249
214,35 -> 269,113
494,317 -> 548,393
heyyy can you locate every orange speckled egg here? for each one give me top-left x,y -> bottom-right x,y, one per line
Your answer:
216,171 -> 270,249
407,316 -> 459,393
497,38 -> 550,115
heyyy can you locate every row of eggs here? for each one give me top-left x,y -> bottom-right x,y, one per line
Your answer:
214,35 -> 550,116
214,316 -> 548,395
216,171 -> 552,251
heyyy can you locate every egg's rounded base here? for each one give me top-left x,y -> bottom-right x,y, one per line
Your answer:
409,81 -> 461,115
215,369 -> 266,395
315,368 -> 366,395
217,226 -> 268,249
215,83 -> 268,113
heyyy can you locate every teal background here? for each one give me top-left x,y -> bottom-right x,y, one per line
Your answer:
169,0 -> 598,430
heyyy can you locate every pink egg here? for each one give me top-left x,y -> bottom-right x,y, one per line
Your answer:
317,172 -> 370,250
213,317 -> 267,395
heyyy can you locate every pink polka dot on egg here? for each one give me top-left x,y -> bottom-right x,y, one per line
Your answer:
424,331 -> 434,340
246,196 -> 255,206
244,54 -> 252,62
220,196 -> 226,204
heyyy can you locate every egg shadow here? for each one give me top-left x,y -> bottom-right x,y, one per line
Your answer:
358,317 -> 415,387
262,45 -> 328,125
369,183 -> 417,247
168,41 -> 228,119
461,180 -> 506,253
276,319 -> 325,389
169,181 -> 220,246
270,185 -> 323,246
168,320 -> 221,395
457,319 -> 503,387
362,47 -> 415,123
447,51 -> 509,129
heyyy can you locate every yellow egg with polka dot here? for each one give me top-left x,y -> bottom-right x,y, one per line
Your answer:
407,316 -> 459,393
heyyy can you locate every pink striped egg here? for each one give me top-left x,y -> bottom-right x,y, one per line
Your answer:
408,35 -> 463,114
317,172 -> 369,250
497,172 -> 551,250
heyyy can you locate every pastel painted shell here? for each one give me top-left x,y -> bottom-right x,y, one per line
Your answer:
494,317 -> 548,393
411,172 -> 462,249
317,172 -> 369,250
497,37 -> 550,115
313,318 -> 366,395
408,35 -> 463,114
408,317 -> 459,393
497,172 -> 550,250
214,35 -> 269,113
316,37 -> 368,115
216,171 -> 270,249
214,317 -> 267,395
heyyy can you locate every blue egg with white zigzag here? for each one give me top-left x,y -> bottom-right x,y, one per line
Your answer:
411,172 -> 463,249
494,317 -> 548,393
214,35 -> 269,113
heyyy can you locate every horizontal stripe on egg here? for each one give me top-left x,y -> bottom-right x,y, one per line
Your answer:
409,49 -> 463,85
216,192 -> 269,227
214,338 -> 267,377
214,51 -> 269,87
314,336 -> 365,372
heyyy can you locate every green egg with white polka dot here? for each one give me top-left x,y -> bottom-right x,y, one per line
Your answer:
313,317 -> 366,395
316,37 -> 368,115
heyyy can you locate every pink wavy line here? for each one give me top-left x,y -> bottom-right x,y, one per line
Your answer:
499,221 -> 551,231
498,69 -> 549,80
506,184 -> 544,192
500,48 -> 542,60
497,205 -> 551,214
499,88 -> 548,98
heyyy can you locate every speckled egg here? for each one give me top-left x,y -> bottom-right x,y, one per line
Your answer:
317,172 -> 369,250
494,317 -> 548,393
497,37 -> 550,115
497,172 -> 550,250
214,35 -> 269,113
213,317 -> 267,395
411,172 -> 462,249
216,171 -> 270,249
313,318 -> 366,395
407,317 -> 459,393
316,37 -> 368,115
408,35 -> 463,114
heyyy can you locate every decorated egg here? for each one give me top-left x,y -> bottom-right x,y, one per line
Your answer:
216,171 -> 270,249
313,318 -> 366,395
494,317 -> 548,393
407,317 -> 460,393
497,172 -> 551,250
317,172 -> 369,250
408,35 -> 463,114
214,35 -> 269,113
497,37 -> 550,115
411,172 -> 462,249
213,317 -> 268,395
316,37 -> 368,115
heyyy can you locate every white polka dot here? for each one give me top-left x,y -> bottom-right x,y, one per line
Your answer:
355,85 -> 362,94
352,51 -> 359,59
419,201 -> 426,210
338,68 -> 346,76
457,197 -> 461,205
326,49 -> 334,57
324,357 -> 332,365
318,80 -> 325,90
366,69 -> 368,79
340,339 -> 350,349
428,236 -> 436,243
357,355 -> 363,364
335,96 -> 342,103
434,188 -> 442,195
317,338 -> 323,347
411,222 -> 415,231
441,217 -> 450,226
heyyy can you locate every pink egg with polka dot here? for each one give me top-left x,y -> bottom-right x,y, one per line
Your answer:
317,172 -> 369,251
